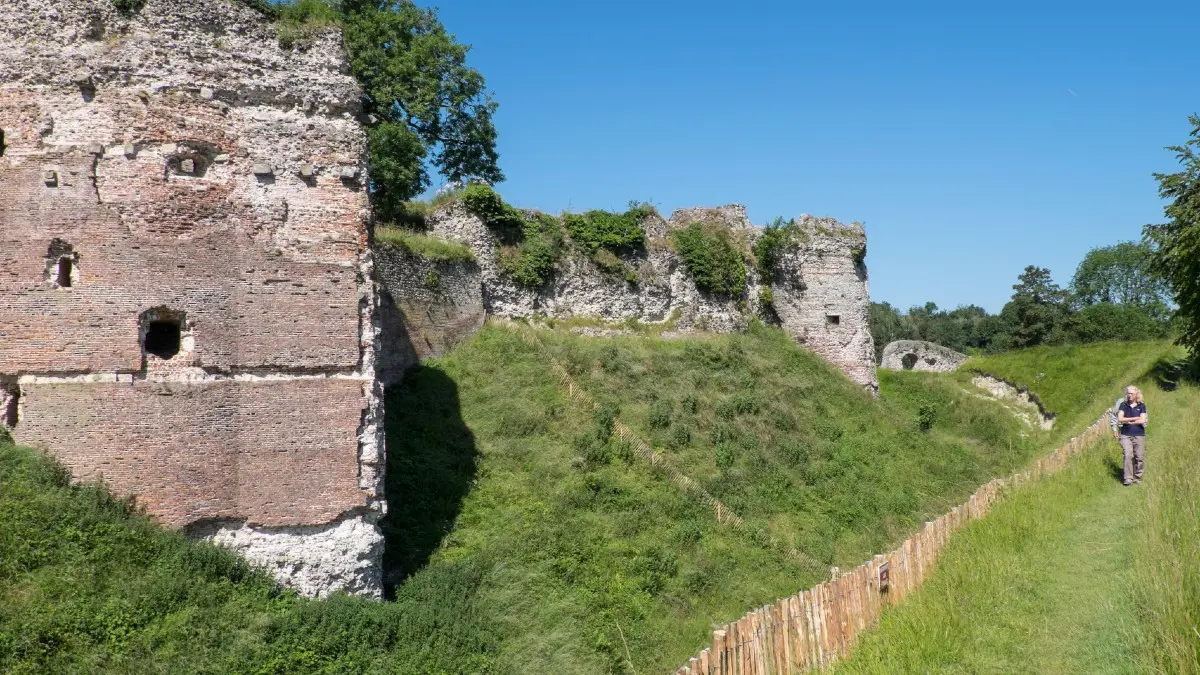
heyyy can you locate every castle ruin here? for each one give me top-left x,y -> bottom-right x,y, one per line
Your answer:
0,0 -> 385,597
1,0 -> 877,598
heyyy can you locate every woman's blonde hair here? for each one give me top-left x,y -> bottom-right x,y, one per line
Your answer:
1125,385 -> 1143,404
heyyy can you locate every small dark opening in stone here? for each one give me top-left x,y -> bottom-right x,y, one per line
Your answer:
3,388 -> 18,428
826,314 -> 840,326
901,353 -> 918,370
145,320 -> 182,359
56,257 -> 73,287
0,129 -> 6,157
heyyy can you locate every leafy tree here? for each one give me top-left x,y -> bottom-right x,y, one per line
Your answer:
339,0 -> 503,222
1070,302 -> 1169,343
1145,114 -> 1200,353
1071,242 -> 1172,318
997,266 -> 1069,349
868,302 -> 912,362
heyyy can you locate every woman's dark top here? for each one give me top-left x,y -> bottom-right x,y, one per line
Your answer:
1118,401 -> 1147,437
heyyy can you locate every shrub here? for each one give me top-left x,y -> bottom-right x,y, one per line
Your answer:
647,400 -> 672,429
916,401 -> 938,431
669,425 -> 692,450
672,221 -> 748,297
461,184 -> 525,243
563,205 -> 649,253
423,269 -> 441,290
715,443 -> 736,469
112,0 -> 145,12
461,187 -> 564,288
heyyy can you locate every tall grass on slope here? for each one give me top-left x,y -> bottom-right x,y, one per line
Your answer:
0,442 -> 503,674
1135,379 -> 1200,673
963,340 -> 1175,438
378,322 -> 1057,673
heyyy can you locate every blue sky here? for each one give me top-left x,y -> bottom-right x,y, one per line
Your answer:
421,1 -> 1198,313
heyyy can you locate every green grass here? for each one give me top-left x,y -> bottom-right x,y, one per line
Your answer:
377,322 -> 1081,672
830,430 -> 1149,674
0,332 -> 1174,673
0,442 -> 503,674
831,361 -> 1199,675
375,226 -> 475,263
961,340 -> 1175,440
1133,364 -> 1200,673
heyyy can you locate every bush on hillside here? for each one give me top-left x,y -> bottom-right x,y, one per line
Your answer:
672,221 -> 748,297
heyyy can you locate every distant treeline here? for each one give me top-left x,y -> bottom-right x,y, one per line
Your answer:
871,241 -> 1174,361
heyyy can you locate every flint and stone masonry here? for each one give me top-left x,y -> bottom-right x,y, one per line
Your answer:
376,203 -> 879,392
0,0 -> 385,597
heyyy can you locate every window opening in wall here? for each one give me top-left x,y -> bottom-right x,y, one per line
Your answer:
826,314 -> 840,326
145,320 -> 182,360
901,353 -> 918,370
2,388 -> 18,428
0,129 -> 6,157
56,257 -> 73,288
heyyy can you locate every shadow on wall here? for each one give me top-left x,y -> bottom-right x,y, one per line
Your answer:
380,366 -> 479,599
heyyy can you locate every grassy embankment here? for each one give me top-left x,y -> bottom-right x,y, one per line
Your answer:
832,342 -> 1196,675
0,328 -> 1167,673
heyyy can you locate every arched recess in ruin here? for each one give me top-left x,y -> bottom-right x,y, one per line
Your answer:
138,307 -> 192,362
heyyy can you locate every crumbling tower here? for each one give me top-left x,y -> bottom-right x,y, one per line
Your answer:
0,0 -> 385,596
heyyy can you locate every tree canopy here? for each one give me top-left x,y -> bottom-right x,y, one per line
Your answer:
1070,241 -> 1171,315
1144,114 -> 1200,354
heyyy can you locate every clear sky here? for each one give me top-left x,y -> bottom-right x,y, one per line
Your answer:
419,0 -> 1199,313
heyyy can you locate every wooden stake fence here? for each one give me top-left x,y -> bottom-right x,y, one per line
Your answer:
673,413 -> 1110,674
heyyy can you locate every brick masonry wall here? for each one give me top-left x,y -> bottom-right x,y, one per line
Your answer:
16,378 -> 368,528
0,0 -> 385,596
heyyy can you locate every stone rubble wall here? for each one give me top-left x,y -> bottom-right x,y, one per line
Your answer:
1,0 -> 384,597
372,243 -> 485,385
880,339 -> 969,373
394,203 -> 879,392
970,373 -> 1057,430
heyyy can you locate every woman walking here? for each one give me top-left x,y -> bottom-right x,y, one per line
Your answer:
1115,385 -> 1148,486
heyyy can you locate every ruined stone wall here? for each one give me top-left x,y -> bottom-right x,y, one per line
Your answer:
0,0 -> 385,597
373,244 -> 484,385
397,203 -> 879,392
880,340 -> 968,373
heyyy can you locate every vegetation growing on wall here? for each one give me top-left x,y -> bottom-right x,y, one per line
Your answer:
375,226 -> 475,263
752,217 -> 805,283
562,203 -> 651,253
497,213 -> 564,289
672,221 -> 748,297
459,185 -> 563,288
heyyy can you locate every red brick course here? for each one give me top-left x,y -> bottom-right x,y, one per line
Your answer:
16,378 -> 370,528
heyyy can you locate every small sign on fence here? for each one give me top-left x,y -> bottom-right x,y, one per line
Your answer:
878,561 -> 890,592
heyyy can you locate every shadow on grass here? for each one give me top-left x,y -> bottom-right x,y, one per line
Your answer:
1103,452 -> 1126,485
1146,355 -> 1200,392
381,365 -> 479,599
